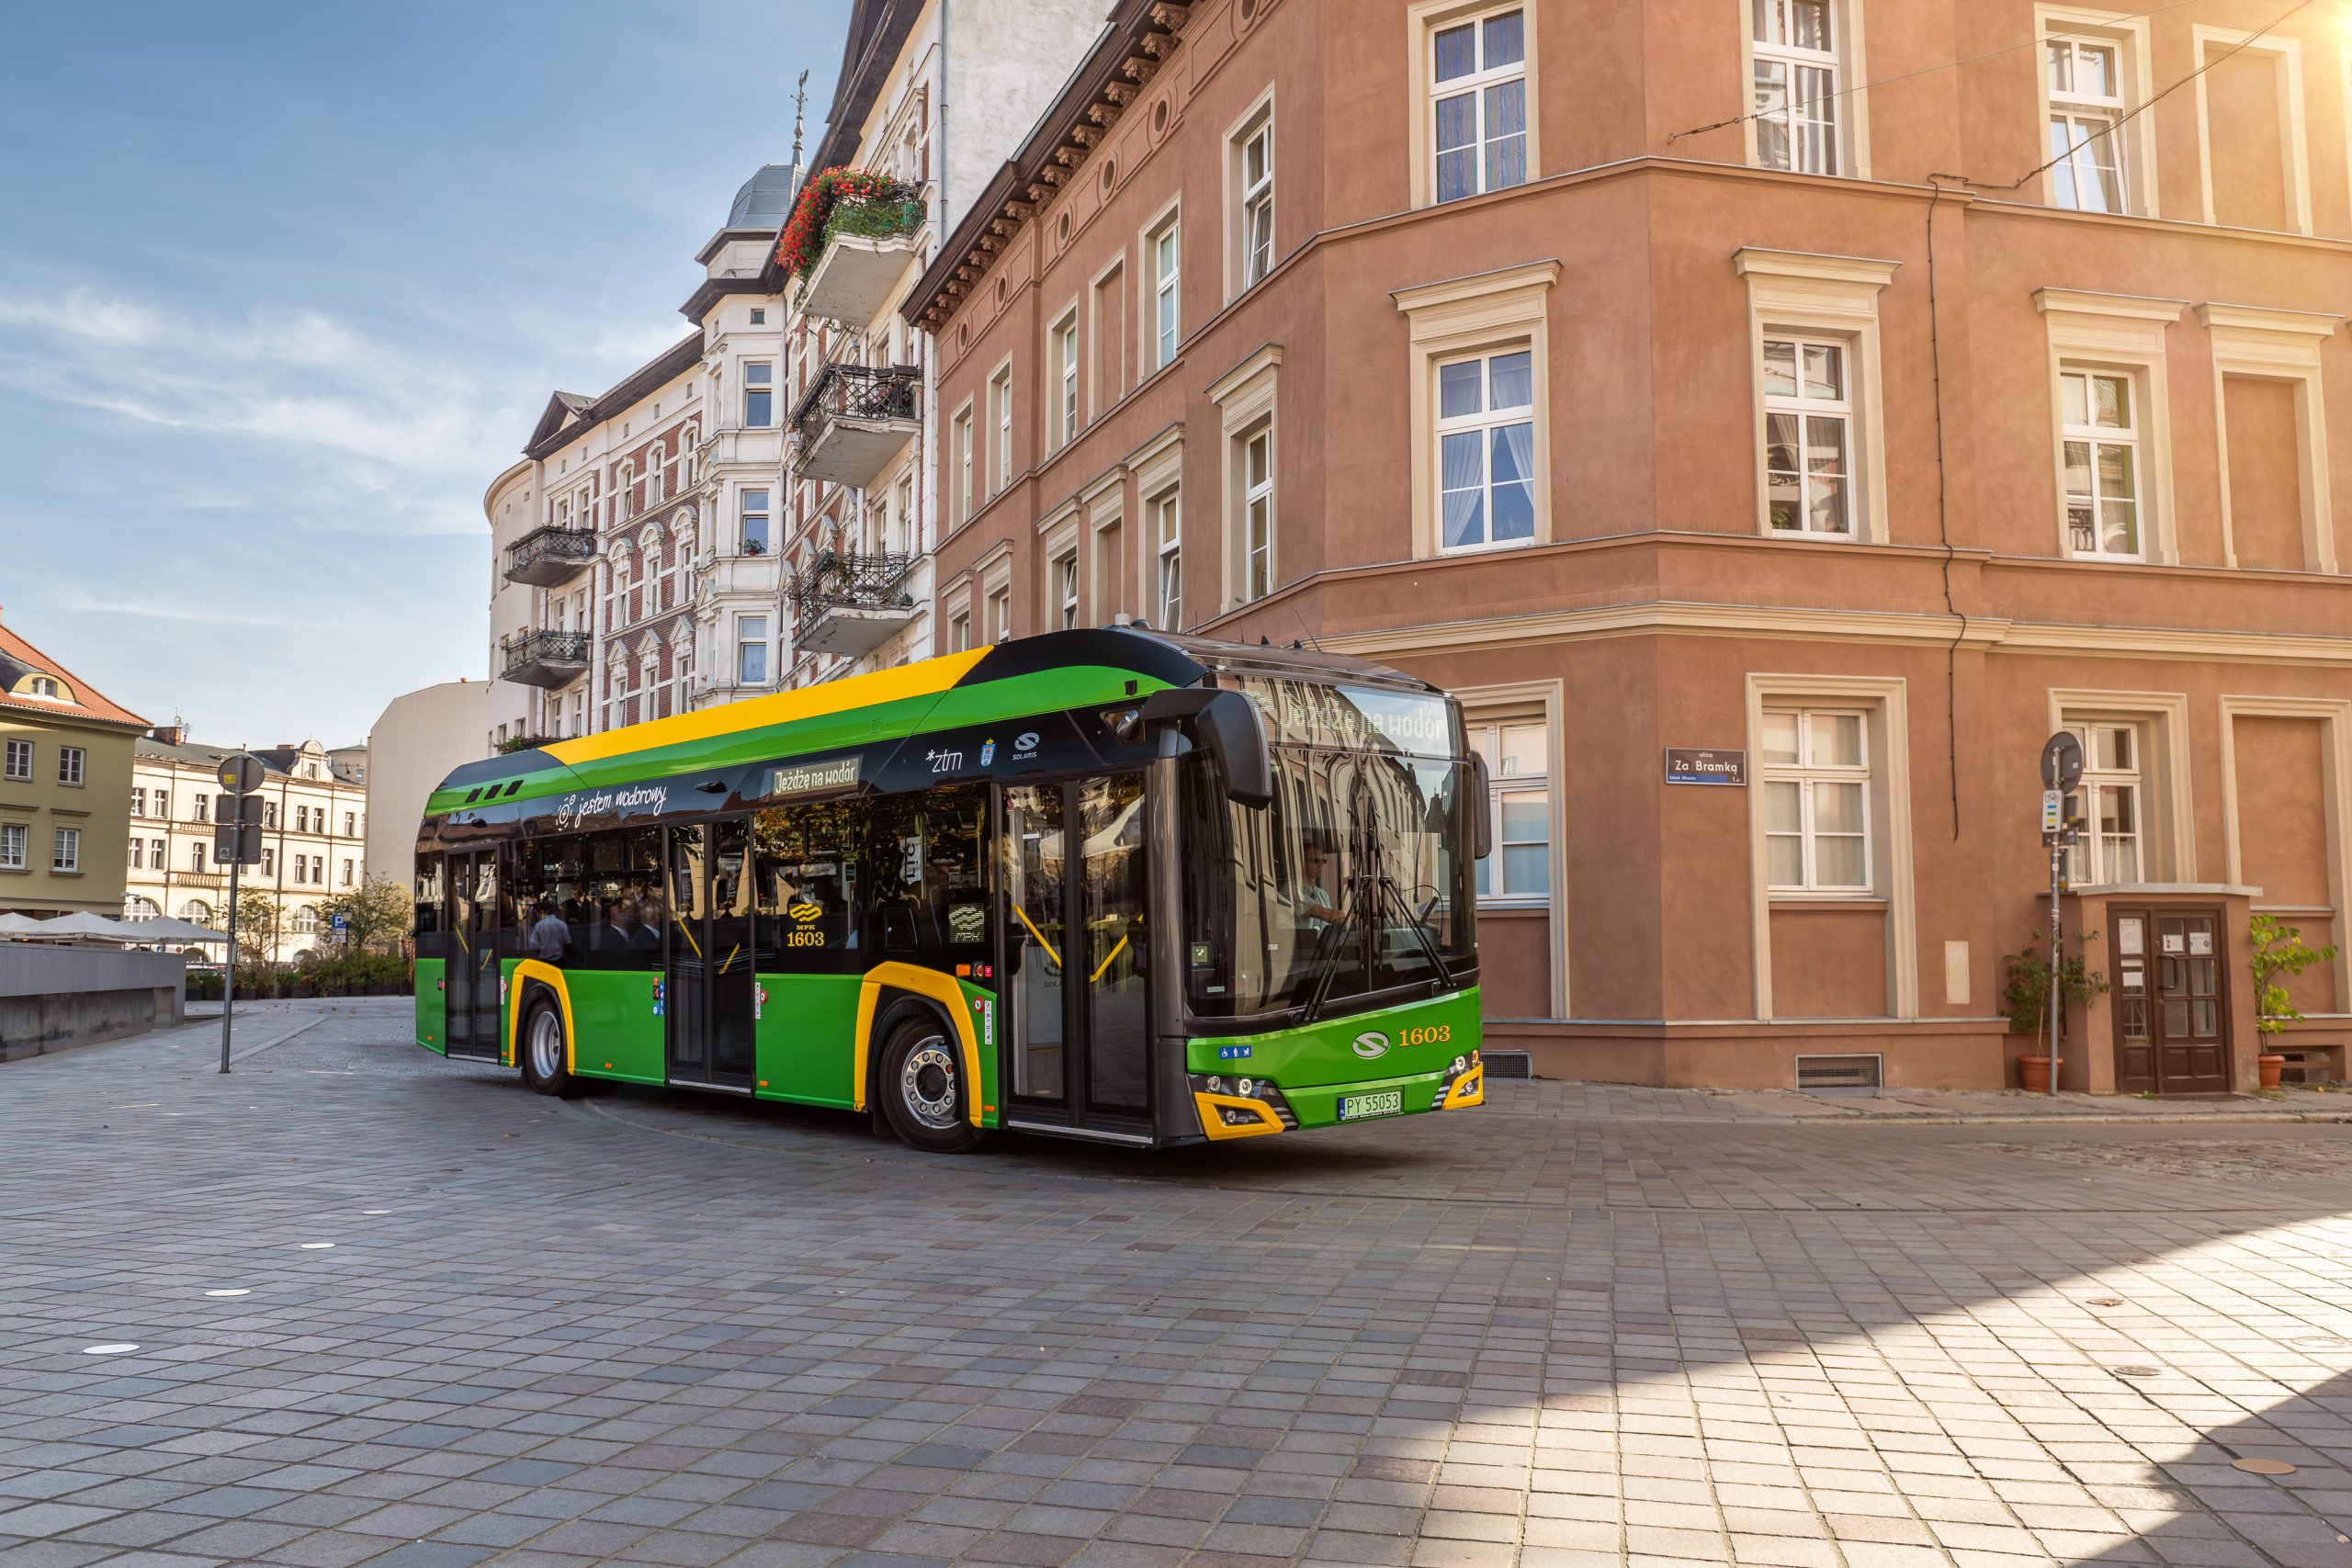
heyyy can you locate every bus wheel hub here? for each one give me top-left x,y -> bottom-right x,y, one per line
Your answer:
901,1041 -> 957,1128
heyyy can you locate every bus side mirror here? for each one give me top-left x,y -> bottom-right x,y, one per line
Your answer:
1140,688 -> 1273,808
1468,751 -> 1494,860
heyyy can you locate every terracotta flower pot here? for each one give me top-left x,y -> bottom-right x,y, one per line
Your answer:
2018,1054 -> 2062,1093
2258,1053 -> 2287,1090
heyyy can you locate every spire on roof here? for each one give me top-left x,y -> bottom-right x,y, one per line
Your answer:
790,70 -> 809,184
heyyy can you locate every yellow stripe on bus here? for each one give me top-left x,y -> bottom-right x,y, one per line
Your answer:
541,646 -> 991,767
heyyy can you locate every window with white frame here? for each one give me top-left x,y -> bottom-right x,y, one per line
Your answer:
949,610 -> 971,652
1468,717 -> 1550,899
2059,367 -> 2141,558
131,786 -> 146,816
1150,488 -> 1182,628
642,657 -> 662,718
151,836 -> 164,866
736,616 -> 768,685
2064,720 -> 2144,884
741,488 -> 770,555
189,841 -> 206,873
1759,708 -> 1870,891
0,822 -> 23,869
2047,34 -> 2127,212
4,739 -> 29,782
52,826 -> 79,874
989,367 -> 1012,492
1436,348 -> 1536,552
57,746 -> 84,786
129,837 -> 143,870
742,362 -> 774,427
1240,426 -> 1274,602
261,847 -> 276,877
1238,111 -> 1274,288
1056,551 -> 1080,629
1753,0 -> 1840,175
294,905 -> 317,935
953,405 -> 975,522
1053,314 -> 1080,449
988,586 -> 1012,641
343,858 -> 355,886
1432,6 -> 1527,202
1149,216 -> 1181,370
1762,335 -> 1854,536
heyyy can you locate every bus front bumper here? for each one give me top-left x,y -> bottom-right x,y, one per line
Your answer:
1188,1053 -> 1483,1140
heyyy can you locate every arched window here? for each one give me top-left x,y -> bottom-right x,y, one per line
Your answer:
123,895 -> 162,921
647,448 -> 664,505
292,906 -> 317,935
179,899 -> 212,923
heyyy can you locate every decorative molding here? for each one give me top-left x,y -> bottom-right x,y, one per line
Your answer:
1732,247 -> 1901,292
1394,262 -> 1558,560
1739,250 -> 1897,545
2197,300 -> 2341,572
2033,287 -> 2187,324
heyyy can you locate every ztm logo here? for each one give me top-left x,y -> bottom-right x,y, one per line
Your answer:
1351,1031 -> 1390,1060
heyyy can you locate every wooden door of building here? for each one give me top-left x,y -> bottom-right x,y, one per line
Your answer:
2112,907 -> 2231,1094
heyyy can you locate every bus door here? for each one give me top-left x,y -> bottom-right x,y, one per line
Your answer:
663,822 -> 755,1091
443,849 -> 504,1061
1001,773 -> 1150,1136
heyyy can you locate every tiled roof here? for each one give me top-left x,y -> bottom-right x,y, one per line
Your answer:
0,620 -> 146,728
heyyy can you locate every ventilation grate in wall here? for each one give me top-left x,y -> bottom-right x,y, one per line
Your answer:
1795,1054 -> 1883,1094
1482,1050 -> 1533,1080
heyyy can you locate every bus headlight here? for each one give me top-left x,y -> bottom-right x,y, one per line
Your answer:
1189,1072 -> 1298,1138
1432,1052 -> 1484,1111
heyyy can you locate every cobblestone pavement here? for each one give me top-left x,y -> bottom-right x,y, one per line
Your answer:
3,1002 -> 2349,1568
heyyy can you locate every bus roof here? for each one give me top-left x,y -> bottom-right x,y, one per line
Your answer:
427,626 -> 1430,819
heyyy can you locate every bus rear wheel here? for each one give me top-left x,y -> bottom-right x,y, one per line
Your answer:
880,1015 -> 979,1154
520,998 -> 581,1098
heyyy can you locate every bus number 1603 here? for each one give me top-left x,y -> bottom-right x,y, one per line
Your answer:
1398,1024 -> 1453,1047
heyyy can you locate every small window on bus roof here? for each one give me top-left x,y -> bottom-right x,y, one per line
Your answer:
504,781 -> 523,796
463,787 -> 481,804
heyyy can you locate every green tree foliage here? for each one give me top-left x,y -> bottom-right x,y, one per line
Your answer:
2250,912 -> 2340,1038
311,875 -> 413,955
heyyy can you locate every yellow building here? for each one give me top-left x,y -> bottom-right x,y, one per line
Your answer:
0,615 -> 146,917
126,733 -> 368,958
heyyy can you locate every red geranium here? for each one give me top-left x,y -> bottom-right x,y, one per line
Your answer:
775,167 -> 918,276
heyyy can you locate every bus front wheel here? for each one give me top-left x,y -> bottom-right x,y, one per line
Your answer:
520,997 -> 582,1099
879,1015 -> 980,1154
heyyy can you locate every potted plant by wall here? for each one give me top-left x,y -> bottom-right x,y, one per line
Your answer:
2004,930 -> 2110,1091
2250,912 -> 2340,1089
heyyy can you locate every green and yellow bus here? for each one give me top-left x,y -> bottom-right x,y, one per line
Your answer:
412,627 -> 1484,1151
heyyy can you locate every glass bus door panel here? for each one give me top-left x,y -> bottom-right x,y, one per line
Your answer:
448,852 -> 505,1062
706,819 -> 756,1088
664,826 -> 713,1084
1001,784 -> 1067,1105
444,852 -> 479,1055
1078,774 -> 1148,1116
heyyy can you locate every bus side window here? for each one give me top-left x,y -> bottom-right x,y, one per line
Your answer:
413,860 -> 444,953
752,799 -> 865,976
866,785 -> 989,966
573,826 -> 663,970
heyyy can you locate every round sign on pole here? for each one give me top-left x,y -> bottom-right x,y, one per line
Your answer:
217,752 -> 265,795
2040,731 -> 2085,795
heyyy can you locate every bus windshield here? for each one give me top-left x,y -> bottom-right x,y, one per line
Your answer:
1179,681 -> 1476,1021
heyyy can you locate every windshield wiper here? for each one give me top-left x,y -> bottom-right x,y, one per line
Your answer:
1299,787 -> 1453,1023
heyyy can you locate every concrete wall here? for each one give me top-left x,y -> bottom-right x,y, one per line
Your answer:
366,681 -> 487,897
0,944 -> 187,1060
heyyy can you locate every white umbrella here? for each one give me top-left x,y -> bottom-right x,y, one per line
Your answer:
130,917 -> 230,944
25,912 -> 147,942
0,912 -> 45,935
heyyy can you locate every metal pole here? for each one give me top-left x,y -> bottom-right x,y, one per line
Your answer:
220,846 -> 240,1073
2047,843 -> 2063,1095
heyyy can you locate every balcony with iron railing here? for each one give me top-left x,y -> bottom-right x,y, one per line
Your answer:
792,179 -> 927,325
790,549 -> 918,659
791,362 -> 922,490
500,629 -> 592,689
503,525 -> 599,588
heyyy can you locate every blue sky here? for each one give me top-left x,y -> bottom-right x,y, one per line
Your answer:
1,0 -> 849,747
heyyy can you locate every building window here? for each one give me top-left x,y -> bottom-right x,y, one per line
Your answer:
190,841 -> 207,873
737,616 -> 768,685
130,838 -> 144,870
989,367 -> 1013,492
743,363 -> 773,427
1,739 -> 27,783
2064,721 -> 2143,885
750,308 -> 767,325
1056,552 -> 1080,630
1759,708 -> 1870,891
195,795 -> 211,824
344,811 -> 356,837
953,405 -> 975,522
131,786 -> 147,817
1148,216 -> 1181,370
1432,6 -> 1527,201
2047,34 -> 2127,212
1151,489 -> 1182,629
52,827 -> 79,874
293,906 -> 317,935
1436,348 -> 1535,552
741,488 -> 770,555
0,823 -> 23,870
2060,367 -> 2141,558
57,746 -> 84,787
1762,335 -> 1853,536
1052,314 -> 1080,449
987,586 -> 1012,642
1240,426 -> 1274,602
265,801 -> 278,828
1237,109 -> 1275,288
151,836 -> 164,867
1468,718 -> 1550,899
262,847 -> 276,876
1753,0 -> 1839,175
949,611 -> 971,652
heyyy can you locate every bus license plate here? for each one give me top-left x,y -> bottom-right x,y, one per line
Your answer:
1339,1090 -> 1403,1121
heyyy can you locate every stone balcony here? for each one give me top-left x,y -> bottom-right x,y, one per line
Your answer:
790,363 -> 921,490
798,189 -> 926,325
499,629 -> 591,690
503,526 -> 598,588
791,551 -> 918,659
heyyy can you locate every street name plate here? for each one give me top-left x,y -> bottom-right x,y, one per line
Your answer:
1665,747 -> 1746,786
